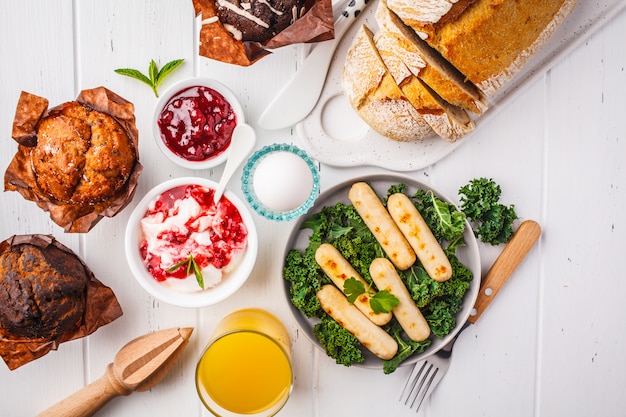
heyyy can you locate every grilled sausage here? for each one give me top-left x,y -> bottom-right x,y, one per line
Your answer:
315,243 -> 393,326
370,258 -> 431,342
348,182 -> 416,270
317,284 -> 398,360
387,193 -> 452,282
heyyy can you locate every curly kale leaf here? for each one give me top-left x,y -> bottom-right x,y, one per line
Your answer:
313,315 -> 365,366
458,178 -> 519,245
412,189 -> 466,243
402,254 -> 471,305
420,254 -> 471,337
383,322 -> 431,374
423,297 -> 462,338
283,249 -> 329,318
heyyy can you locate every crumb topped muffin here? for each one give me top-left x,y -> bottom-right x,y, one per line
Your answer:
31,101 -> 136,205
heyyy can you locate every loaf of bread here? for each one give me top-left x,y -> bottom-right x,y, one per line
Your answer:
386,0 -> 578,96
343,25 -> 433,142
374,30 -> 474,142
341,0 -> 577,143
374,1 -> 487,115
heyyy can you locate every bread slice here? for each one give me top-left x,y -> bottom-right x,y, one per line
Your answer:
342,25 -> 433,143
388,0 -> 578,96
375,1 -> 487,114
374,28 -> 474,142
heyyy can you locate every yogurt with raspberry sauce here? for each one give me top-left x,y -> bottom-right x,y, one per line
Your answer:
157,85 -> 237,162
139,184 -> 248,291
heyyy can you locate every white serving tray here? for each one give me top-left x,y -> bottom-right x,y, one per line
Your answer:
295,0 -> 626,171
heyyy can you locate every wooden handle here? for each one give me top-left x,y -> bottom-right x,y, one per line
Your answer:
467,220 -> 541,324
35,363 -> 131,417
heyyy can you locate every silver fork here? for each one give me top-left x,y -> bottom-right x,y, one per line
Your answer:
399,321 -> 468,411
399,220 -> 541,413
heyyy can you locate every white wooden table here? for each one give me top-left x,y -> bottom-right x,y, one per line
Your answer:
1,1 -> 625,416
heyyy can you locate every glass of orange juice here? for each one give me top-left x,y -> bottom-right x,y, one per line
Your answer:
195,308 -> 293,416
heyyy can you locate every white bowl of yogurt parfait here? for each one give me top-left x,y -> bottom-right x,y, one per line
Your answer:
125,177 -> 258,307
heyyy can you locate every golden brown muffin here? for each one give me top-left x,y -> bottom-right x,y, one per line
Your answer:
31,101 -> 136,205
0,242 -> 88,339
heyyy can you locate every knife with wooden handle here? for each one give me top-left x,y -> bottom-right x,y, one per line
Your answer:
258,0 -> 370,130
468,219 -> 542,323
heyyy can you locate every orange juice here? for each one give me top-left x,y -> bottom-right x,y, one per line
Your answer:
195,309 -> 293,416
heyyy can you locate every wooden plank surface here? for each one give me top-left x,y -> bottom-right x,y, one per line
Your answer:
1,1 -> 625,416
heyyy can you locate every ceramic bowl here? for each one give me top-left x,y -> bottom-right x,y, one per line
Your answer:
153,77 -> 245,170
125,177 -> 258,308
241,144 -> 320,222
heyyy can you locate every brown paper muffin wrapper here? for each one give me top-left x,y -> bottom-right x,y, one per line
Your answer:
4,87 -> 143,233
193,0 -> 335,66
0,234 -> 123,371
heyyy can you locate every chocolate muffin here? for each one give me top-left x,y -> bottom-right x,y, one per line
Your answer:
31,101 -> 136,205
0,242 -> 88,339
216,0 -> 306,43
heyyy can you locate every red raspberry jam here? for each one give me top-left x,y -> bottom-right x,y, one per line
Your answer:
157,85 -> 237,162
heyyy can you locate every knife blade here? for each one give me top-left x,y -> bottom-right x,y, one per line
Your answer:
258,0 -> 370,130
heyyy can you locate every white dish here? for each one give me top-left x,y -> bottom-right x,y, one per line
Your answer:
153,77 -> 245,170
281,173 -> 481,370
125,177 -> 258,308
295,0 -> 626,171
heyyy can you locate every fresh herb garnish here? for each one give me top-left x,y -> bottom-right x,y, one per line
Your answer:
114,58 -> 184,97
343,277 -> 399,314
166,254 -> 204,289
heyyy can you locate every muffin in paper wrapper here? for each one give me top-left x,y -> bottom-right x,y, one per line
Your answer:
193,0 -> 335,66
4,87 -> 143,233
0,234 -> 123,370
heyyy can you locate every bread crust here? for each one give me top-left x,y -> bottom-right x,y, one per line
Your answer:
342,25 -> 432,143
375,1 -> 487,114
374,26 -> 474,142
391,0 -> 578,96
340,0 -> 577,143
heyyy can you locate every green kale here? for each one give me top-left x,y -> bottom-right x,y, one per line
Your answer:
420,255 -> 472,337
458,178 -> 518,245
402,254 -> 472,309
313,315 -> 364,366
283,249 -> 328,318
412,189 -> 466,243
383,322 -> 431,374
283,183 -> 475,372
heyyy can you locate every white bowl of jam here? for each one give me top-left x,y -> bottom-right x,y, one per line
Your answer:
124,177 -> 258,307
153,78 -> 245,170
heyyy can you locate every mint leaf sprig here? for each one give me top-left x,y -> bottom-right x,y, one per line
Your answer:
115,58 -> 184,97
344,277 -> 399,314
167,253 -> 204,289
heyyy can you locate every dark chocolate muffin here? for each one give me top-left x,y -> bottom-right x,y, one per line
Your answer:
216,0 -> 306,43
0,243 -> 89,339
31,101 -> 136,205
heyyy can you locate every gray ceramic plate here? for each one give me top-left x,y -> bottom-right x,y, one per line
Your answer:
282,173 -> 481,369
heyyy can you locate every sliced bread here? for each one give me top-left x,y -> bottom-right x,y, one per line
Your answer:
342,25 -> 433,143
374,28 -> 474,142
375,1 -> 487,114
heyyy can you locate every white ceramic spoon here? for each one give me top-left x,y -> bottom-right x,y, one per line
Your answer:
213,123 -> 256,204
258,0 -> 370,130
